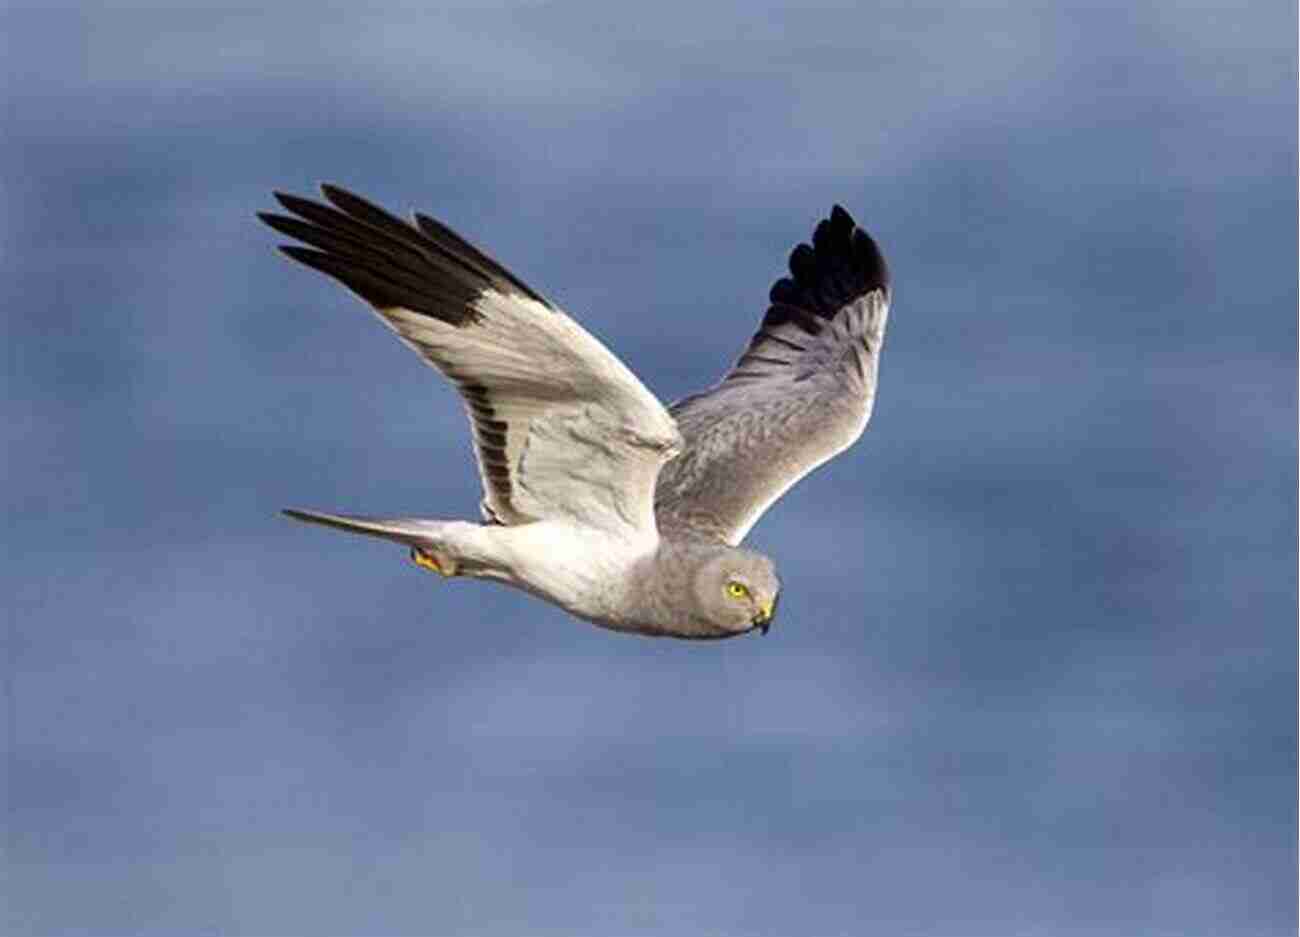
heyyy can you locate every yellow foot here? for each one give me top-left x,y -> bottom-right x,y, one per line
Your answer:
410,546 -> 458,577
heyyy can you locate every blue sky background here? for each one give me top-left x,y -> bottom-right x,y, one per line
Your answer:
4,2 -> 1296,935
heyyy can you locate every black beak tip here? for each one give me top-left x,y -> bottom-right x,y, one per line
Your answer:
755,592 -> 780,635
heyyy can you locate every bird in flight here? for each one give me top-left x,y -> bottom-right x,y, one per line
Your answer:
259,186 -> 890,640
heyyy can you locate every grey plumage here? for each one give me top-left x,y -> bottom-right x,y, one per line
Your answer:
261,186 -> 890,639
656,206 -> 889,544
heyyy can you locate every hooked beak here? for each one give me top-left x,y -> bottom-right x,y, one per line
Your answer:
752,593 -> 779,635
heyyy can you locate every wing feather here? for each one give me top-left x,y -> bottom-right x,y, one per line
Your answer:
654,205 -> 890,544
261,185 -> 680,539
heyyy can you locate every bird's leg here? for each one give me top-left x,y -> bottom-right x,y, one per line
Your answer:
409,545 -> 458,578
404,521 -> 511,582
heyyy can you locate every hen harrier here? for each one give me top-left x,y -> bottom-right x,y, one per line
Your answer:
259,186 -> 889,639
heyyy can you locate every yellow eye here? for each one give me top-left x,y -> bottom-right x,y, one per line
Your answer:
726,581 -> 749,600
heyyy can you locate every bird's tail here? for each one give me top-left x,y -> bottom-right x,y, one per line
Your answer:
282,508 -> 450,548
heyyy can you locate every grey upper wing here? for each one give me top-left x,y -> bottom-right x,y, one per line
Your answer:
260,185 -> 680,540
654,205 -> 890,544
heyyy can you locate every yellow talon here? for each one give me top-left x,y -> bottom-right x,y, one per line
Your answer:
410,547 -> 457,577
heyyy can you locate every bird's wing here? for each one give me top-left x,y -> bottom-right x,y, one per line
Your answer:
654,205 -> 890,545
260,185 -> 681,539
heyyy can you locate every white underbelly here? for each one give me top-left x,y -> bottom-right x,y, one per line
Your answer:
493,521 -> 651,622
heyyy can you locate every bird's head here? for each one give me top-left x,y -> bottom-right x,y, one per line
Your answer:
692,547 -> 781,637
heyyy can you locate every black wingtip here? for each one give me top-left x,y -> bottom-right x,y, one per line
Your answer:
277,244 -> 324,264
257,210 -> 300,239
816,202 -> 889,297
261,184 -> 551,317
760,204 -> 889,329
318,184 -> 408,233
851,227 -> 889,295
271,190 -> 306,214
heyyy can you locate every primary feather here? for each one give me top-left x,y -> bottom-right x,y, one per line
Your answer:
654,204 -> 891,544
260,186 -> 679,540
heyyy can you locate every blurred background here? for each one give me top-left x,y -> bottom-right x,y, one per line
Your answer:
4,1 -> 1296,934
